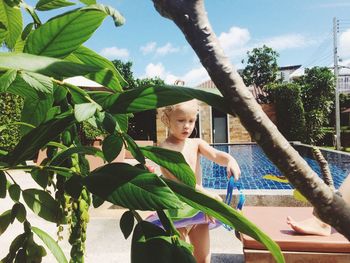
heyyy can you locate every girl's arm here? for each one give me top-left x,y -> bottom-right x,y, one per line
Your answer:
197,139 -> 241,180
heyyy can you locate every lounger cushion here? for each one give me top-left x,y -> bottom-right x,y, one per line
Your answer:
241,206 -> 350,253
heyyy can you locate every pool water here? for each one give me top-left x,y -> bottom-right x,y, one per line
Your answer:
201,144 -> 350,190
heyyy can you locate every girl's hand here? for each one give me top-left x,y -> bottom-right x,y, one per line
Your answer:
227,159 -> 241,181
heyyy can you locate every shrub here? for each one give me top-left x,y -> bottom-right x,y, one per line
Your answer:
266,83 -> 306,141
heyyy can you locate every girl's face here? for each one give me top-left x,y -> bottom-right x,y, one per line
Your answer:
167,102 -> 198,141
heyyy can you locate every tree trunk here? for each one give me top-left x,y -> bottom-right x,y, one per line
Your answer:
151,0 -> 350,239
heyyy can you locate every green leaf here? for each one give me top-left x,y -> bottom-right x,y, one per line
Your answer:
22,189 -> 62,223
131,221 -> 195,263
82,4 -> 125,27
67,46 -> 126,92
114,114 -> 128,132
164,179 -> 285,263
120,210 -> 134,239
0,69 -> 17,92
19,71 -> 53,94
0,53 -> 101,79
11,203 -> 26,223
35,0 -> 75,11
92,194 -> 104,208
49,146 -> 103,166
140,146 -> 196,188
74,103 -> 98,122
32,226 -> 68,263
0,210 -> 11,235
20,94 -> 54,135
79,0 -> 95,5
92,85 -> 230,114
101,112 -> 116,134
0,0 -> 22,49
102,134 -> 123,163
24,8 -> 107,58
84,163 -> 183,210
9,184 -> 20,202
123,133 -> 145,165
30,168 -> 49,189
64,176 -> 83,199
0,171 -> 7,198
5,113 -> 75,166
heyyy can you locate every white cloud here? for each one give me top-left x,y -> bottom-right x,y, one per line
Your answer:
140,42 -> 157,55
140,42 -> 181,56
155,43 -> 180,56
259,34 -> 316,51
218,26 -> 250,58
339,29 -> 350,59
99,46 -> 129,60
182,67 -> 209,86
142,63 -> 209,87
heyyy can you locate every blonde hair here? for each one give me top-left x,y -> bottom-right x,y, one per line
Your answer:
160,99 -> 199,127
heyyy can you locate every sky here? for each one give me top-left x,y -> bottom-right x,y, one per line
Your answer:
23,0 -> 350,86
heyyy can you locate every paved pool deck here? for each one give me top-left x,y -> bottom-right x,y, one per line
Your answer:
0,170 -> 244,263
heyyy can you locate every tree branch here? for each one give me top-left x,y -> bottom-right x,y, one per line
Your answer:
152,0 -> 350,239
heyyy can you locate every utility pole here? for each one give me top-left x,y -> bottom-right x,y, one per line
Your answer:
333,17 -> 341,150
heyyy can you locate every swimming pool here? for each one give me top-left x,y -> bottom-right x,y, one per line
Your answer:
201,143 -> 350,190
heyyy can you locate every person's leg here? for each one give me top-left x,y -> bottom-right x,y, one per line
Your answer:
188,224 -> 210,263
287,174 -> 350,235
177,227 -> 189,241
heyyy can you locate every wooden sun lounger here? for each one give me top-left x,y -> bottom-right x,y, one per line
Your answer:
240,206 -> 350,263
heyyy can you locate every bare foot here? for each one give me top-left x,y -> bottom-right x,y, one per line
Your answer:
286,216 -> 331,236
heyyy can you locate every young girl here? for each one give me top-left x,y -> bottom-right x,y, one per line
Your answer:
159,99 -> 241,263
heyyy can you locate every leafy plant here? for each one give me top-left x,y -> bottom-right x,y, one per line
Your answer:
0,1 -> 284,263
266,83 -> 306,141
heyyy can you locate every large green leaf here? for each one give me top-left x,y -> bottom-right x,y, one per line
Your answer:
0,53 -> 101,79
74,103 -> 99,122
84,163 -> 183,210
67,46 -> 126,92
5,113 -> 75,166
24,7 -> 107,58
140,146 -> 196,188
49,145 -> 103,166
120,210 -> 134,239
35,0 -> 75,11
102,134 -> 123,163
131,221 -> 195,263
91,85 -> 230,114
20,95 -> 54,135
22,189 -> 62,223
0,210 -> 11,235
32,226 -> 68,263
164,179 -> 285,263
0,69 -> 16,92
122,133 -> 145,165
19,71 -> 53,94
82,4 -> 125,27
79,0 -> 95,5
0,0 -> 22,49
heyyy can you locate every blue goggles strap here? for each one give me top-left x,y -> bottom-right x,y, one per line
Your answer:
225,176 -> 245,210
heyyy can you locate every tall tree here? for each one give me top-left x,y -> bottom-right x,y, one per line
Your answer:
241,45 -> 279,89
297,67 -> 335,144
111,59 -> 137,90
152,0 -> 350,239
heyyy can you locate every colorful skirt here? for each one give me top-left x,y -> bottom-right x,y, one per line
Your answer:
146,203 -> 221,230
